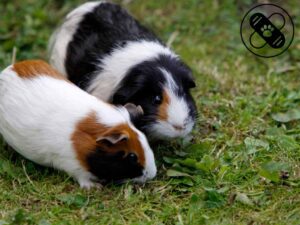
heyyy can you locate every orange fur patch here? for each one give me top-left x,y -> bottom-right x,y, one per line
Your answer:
72,111 -> 145,170
157,89 -> 170,121
13,60 -> 66,80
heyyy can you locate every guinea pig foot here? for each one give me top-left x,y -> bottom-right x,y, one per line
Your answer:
78,178 -> 99,189
88,182 -> 103,190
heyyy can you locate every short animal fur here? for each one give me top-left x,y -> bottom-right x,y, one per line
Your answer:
0,60 -> 156,188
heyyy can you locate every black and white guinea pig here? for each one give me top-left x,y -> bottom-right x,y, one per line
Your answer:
49,1 -> 197,140
0,60 -> 156,188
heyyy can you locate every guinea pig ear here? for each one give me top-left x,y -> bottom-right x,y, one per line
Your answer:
124,103 -> 144,118
183,68 -> 196,88
188,79 -> 196,88
96,133 -> 128,146
113,86 -> 140,104
112,72 -> 146,104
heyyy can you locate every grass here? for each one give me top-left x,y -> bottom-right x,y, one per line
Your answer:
1,0 -> 300,224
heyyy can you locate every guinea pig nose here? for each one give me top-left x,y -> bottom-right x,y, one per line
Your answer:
172,124 -> 184,131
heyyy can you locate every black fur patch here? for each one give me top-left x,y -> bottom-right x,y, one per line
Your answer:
65,2 -> 160,89
86,148 -> 143,182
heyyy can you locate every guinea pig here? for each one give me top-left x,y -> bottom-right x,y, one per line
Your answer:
49,1 -> 197,140
0,60 -> 156,188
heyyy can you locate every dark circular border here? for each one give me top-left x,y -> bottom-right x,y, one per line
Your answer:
240,3 -> 294,58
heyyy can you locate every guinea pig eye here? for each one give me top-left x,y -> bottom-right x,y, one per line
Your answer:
127,153 -> 138,163
152,95 -> 162,105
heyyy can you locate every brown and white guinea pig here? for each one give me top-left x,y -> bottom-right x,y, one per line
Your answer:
0,60 -> 156,188
49,1 -> 197,140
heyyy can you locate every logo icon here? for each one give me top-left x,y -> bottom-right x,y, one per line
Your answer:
241,4 -> 294,58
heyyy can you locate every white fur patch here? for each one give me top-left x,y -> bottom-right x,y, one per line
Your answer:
48,1 -> 103,75
87,40 -> 178,101
0,65 -> 156,186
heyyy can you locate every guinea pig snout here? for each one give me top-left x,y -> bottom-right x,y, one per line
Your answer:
133,168 -> 156,183
151,117 -> 194,139
143,166 -> 157,180
171,117 -> 194,131
171,122 -> 191,136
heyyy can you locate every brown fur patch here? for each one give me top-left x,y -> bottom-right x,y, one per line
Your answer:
72,111 -> 145,170
157,89 -> 170,121
12,60 -> 66,80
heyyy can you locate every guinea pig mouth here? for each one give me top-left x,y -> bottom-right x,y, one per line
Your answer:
131,174 -> 149,184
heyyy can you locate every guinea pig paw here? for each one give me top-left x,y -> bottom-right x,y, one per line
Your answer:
93,182 -> 104,189
78,179 -> 97,190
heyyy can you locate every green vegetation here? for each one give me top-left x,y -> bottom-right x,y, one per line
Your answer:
1,0 -> 300,224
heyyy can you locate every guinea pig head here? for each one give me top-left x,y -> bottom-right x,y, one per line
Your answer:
72,111 -> 156,183
112,55 -> 197,140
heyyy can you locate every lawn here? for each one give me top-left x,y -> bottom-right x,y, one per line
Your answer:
1,0 -> 300,224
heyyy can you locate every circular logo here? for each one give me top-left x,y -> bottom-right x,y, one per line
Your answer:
240,4 -> 294,58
